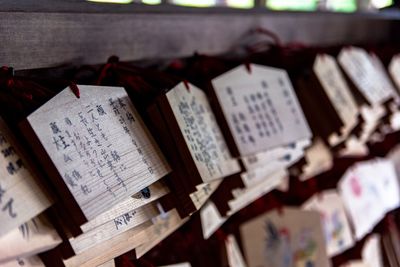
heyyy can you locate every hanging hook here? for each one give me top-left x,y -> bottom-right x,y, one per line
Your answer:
69,82 -> 80,99
244,61 -> 252,74
183,80 -> 190,92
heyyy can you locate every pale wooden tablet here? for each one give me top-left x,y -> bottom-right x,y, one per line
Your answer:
27,85 -> 171,222
0,117 -> 51,237
212,64 -> 311,156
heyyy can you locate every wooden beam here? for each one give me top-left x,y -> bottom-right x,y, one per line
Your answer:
0,8 -> 399,70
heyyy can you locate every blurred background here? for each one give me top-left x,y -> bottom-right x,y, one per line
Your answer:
87,0 -> 395,13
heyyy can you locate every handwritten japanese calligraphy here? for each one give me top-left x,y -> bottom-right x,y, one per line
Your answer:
27,85 -> 170,220
212,64 -> 311,156
166,83 -> 240,182
0,118 -> 51,237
